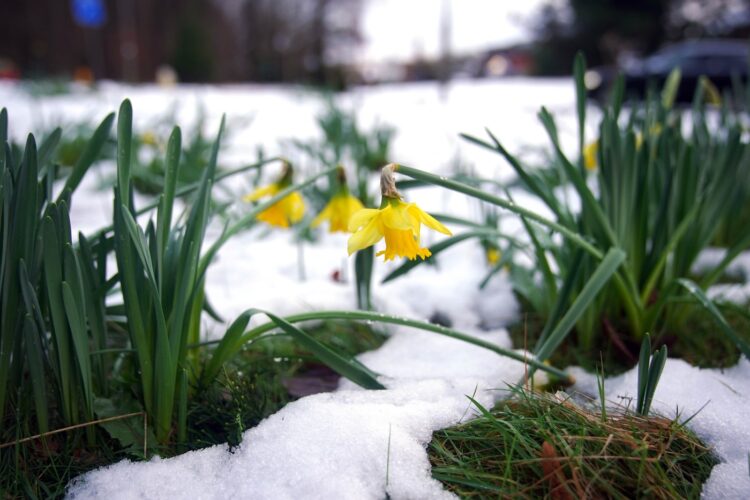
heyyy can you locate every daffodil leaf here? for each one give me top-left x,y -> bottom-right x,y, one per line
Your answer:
533,247 -> 626,364
264,311 -> 385,390
677,279 -> 750,359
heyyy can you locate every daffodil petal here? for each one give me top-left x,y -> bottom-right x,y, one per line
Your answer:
244,183 -> 279,202
348,208 -> 380,232
348,217 -> 383,255
285,192 -> 306,223
410,205 -> 452,235
405,208 -> 421,237
380,203 -> 413,230
311,201 -> 333,228
346,196 -> 364,214
584,140 -> 598,171
257,204 -> 289,227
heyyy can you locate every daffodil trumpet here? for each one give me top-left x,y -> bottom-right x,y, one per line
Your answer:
243,162 -> 305,228
347,163 -> 452,261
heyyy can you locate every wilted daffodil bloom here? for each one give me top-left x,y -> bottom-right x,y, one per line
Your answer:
243,162 -> 305,228
348,164 -> 451,261
312,167 -> 364,232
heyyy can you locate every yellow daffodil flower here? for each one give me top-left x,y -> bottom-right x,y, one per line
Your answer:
347,164 -> 451,261
242,163 -> 305,228
347,199 -> 451,260
313,192 -> 364,233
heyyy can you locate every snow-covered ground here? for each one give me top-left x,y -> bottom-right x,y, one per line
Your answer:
0,78 -> 584,180
2,80 -> 748,499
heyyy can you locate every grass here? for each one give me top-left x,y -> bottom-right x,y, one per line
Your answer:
509,295 -> 750,375
0,425 -> 126,499
429,390 -> 717,499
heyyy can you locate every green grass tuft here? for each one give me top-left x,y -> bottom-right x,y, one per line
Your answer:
429,390 -> 717,499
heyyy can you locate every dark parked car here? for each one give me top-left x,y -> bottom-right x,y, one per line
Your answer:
585,39 -> 749,103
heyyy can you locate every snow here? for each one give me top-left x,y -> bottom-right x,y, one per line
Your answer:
0,78 -> 585,182
1,80 -> 747,498
572,358 -> 750,499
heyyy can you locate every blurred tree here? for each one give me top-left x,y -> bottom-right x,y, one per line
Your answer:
172,1 -> 214,82
241,0 -> 362,87
0,0 -> 362,85
532,0 -> 750,75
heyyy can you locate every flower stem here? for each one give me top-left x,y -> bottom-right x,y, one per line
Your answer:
238,310 -> 573,383
394,164 -> 603,260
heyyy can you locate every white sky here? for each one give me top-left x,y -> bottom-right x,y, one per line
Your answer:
360,0 -> 547,62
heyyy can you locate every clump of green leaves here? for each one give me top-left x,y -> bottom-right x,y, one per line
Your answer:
429,391 -> 717,499
636,334 -> 667,416
391,54 -> 750,371
1,107 -> 114,436
468,60 -> 750,359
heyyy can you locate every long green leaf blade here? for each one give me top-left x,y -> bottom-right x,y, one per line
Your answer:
393,164 -> 604,260
117,100 -> 133,207
156,127 -> 181,285
263,311 -> 385,390
637,334 -> 651,414
23,315 -> 49,432
534,248 -> 627,363
59,112 -> 115,201
677,278 -> 750,358
226,310 -> 572,382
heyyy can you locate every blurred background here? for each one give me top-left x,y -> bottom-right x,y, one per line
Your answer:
1,0 -> 748,87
